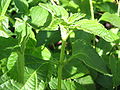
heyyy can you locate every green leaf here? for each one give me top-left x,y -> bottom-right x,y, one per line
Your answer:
99,12 -> 120,29
0,37 -> 18,58
39,3 -> 69,21
0,70 -> 38,90
71,39 -> 108,74
15,19 -> 32,44
0,37 -> 18,73
96,39 -> 112,56
25,56 -> 54,82
0,17 -> 12,38
97,2 -> 117,13
32,46 -> 51,60
49,77 -> 86,90
0,30 -> 9,37
0,0 -> 12,16
20,71 -> 37,90
96,39 -> 113,67
109,55 -> 120,87
96,74 -> 113,89
36,31 -> 61,46
75,19 -> 119,42
7,52 -> 18,71
13,0 -> 29,14
63,59 -> 89,79
68,13 -> 85,24
75,75 -> 96,90
1,56 -> 54,89
73,0 -> 90,18
70,31 -> 94,44
0,79 -> 21,90
30,6 -> 52,28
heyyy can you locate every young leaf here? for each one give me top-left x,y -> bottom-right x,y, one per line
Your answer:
39,3 -> 69,21
68,13 -> 85,24
7,52 -> 18,71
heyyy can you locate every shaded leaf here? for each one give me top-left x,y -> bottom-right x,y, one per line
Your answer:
63,59 -> 89,79
71,39 -> 108,74
109,55 -> 120,87
75,75 -> 96,90
13,0 -> 29,13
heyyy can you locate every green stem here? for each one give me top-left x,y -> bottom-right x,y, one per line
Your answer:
1,0 -> 12,16
16,22 -> 29,83
50,0 -> 57,5
117,1 -> 120,16
16,51 -> 25,83
89,0 -> 96,47
117,0 -> 119,4
89,0 -> 94,20
58,40 -> 66,90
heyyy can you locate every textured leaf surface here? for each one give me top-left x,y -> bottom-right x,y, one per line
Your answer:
0,71 -> 37,90
49,77 -> 86,90
71,39 -> 108,74
75,19 -> 119,42
20,71 -> 37,90
68,13 -> 85,24
39,3 -> 69,21
0,56 -> 53,89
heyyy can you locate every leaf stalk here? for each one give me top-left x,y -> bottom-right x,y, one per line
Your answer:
58,40 -> 66,90
89,0 -> 94,20
117,1 -> 120,16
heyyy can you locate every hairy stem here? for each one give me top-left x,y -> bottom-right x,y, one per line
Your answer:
89,0 -> 94,20
1,0 -> 12,16
16,51 -> 25,83
58,40 -> 66,90
16,22 -> 29,83
117,1 -> 120,16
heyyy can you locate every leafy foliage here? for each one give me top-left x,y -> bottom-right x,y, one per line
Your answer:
0,0 -> 120,90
